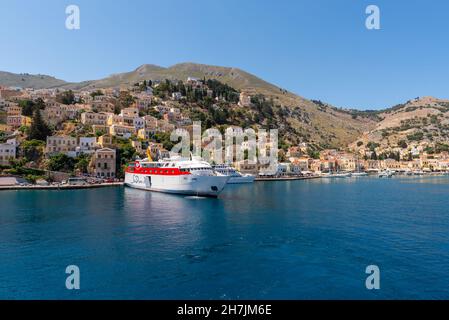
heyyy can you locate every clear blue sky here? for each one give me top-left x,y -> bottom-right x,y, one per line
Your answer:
1,0 -> 448,109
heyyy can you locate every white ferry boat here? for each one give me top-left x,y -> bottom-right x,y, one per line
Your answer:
212,164 -> 255,184
124,157 -> 229,197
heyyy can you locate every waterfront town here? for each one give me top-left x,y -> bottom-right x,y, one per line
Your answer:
1,78 -> 449,187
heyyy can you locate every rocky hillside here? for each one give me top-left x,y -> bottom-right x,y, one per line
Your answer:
0,71 -> 67,89
68,63 -> 377,148
350,96 -> 449,151
0,63 -> 378,148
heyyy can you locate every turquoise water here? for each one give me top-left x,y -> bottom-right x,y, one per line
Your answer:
1,176 -> 449,299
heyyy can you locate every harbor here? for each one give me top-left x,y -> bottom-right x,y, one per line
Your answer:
2,175 -> 449,299
0,181 -> 123,191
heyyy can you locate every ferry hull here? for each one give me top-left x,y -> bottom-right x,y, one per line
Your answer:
124,173 -> 229,197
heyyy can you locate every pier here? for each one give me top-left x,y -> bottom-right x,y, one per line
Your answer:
255,175 -> 320,182
0,182 -> 124,191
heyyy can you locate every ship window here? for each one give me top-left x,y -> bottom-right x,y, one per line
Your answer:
171,170 -> 175,174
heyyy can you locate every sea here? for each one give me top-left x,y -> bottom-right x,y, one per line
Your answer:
1,175 -> 449,299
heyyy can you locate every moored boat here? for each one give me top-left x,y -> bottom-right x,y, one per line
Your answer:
321,172 -> 352,178
379,170 -> 394,178
351,172 -> 368,177
212,164 -> 255,184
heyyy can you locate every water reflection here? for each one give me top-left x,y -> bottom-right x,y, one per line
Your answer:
2,177 -> 449,299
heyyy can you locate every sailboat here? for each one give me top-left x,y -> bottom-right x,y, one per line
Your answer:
352,159 -> 368,176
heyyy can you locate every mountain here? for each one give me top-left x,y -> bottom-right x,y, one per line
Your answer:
350,96 -> 449,152
60,63 -> 286,92
0,71 -> 67,89
67,63 -> 377,147
0,63 -> 378,148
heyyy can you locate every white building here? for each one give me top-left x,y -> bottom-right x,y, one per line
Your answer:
133,117 -> 145,130
109,124 -> 134,139
77,137 -> 98,155
0,141 -> 16,165
81,112 -> 109,126
120,107 -> 139,118
172,92 -> 183,100
46,136 -> 77,156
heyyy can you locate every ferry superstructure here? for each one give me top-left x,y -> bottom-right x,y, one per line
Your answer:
124,157 -> 229,197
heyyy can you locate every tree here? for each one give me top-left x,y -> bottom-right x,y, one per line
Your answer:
398,140 -> 408,149
28,109 -> 51,141
21,140 -> 45,162
56,90 -> 76,105
307,148 -> 320,159
118,91 -> 135,109
116,144 -> 137,178
90,90 -> 104,98
19,100 -> 35,117
75,154 -> 90,173
47,153 -> 75,172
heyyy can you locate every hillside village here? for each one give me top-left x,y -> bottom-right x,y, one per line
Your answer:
2,67 -> 449,184
0,76 -> 291,183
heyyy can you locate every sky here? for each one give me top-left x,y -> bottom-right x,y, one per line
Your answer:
0,0 -> 449,110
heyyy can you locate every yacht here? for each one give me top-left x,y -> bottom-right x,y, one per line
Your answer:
321,171 -> 352,178
379,170 -> 394,178
212,164 -> 255,184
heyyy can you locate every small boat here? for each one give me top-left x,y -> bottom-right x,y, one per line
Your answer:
351,172 -> 368,177
352,160 -> 367,177
212,164 -> 255,184
321,172 -> 352,178
379,170 -> 394,178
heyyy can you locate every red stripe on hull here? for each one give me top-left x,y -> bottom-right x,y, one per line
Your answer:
125,168 -> 191,176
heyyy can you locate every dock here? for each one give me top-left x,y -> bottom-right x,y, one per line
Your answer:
255,175 -> 321,182
0,182 -> 124,191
